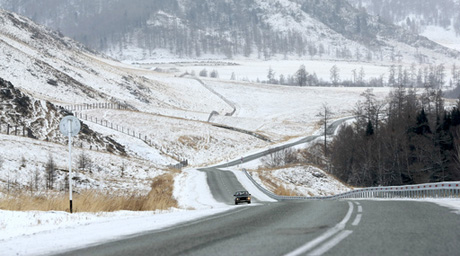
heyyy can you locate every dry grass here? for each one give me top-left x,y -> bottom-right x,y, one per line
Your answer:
252,169 -> 298,196
177,135 -> 208,150
0,173 -> 178,212
273,185 -> 297,196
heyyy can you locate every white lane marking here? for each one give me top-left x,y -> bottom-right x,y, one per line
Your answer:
355,202 -> 361,206
352,214 -> 362,226
338,202 -> 354,228
284,202 -> 354,256
308,230 -> 353,256
358,205 -> 363,213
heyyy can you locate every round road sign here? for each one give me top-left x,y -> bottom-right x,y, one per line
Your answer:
59,116 -> 81,136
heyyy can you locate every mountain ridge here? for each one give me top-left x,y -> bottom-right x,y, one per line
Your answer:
0,0 -> 458,63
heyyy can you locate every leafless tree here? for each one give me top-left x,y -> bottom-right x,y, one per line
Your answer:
78,151 -> 93,171
330,65 -> 340,86
262,148 -> 298,168
46,154 -> 56,190
317,103 -> 333,157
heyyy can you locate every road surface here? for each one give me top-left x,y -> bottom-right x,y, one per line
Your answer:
57,199 -> 460,256
56,118 -> 460,255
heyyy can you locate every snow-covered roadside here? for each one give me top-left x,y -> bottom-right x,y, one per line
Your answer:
0,169 -> 233,256
428,199 -> 460,215
1,167 -> 460,256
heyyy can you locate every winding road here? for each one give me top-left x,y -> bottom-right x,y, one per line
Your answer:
56,118 -> 460,256
57,200 -> 460,256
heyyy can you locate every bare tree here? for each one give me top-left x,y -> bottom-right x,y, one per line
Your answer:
199,69 -> 208,77
262,148 -> 298,168
317,103 -> 333,156
46,154 -> 56,190
295,65 -> 307,86
120,161 -> 127,177
210,70 -> 219,78
20,155 -> 27,168
330,65 -> 340,86
78,151 -> 93,171
34,169 -> 41,191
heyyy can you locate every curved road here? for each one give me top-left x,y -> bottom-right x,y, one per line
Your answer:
57,200 -> 460,256
56,118 -> 460,255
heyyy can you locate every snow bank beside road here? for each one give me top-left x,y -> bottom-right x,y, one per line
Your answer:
0,208 -> 232,256
0,168 -> 233,256
174,168 -> 231,210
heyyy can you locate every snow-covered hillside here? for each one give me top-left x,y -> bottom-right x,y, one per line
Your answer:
349,0 -> 460,52
1,0 -> 459,65
0,8 -> 389,195
0,6 -> 459,256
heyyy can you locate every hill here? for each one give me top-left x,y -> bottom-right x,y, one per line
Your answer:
0,0 -> 458,63
348,0 -> 460,51
0,8 -> 392,195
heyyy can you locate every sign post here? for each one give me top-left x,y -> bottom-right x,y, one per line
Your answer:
59,116 -> 81,213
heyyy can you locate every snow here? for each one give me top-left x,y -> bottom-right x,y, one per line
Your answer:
0,167 -> 233,256
1,8 -> 460,255
1,167 -> 460,256
422,25 -> 460,52
0,134 -> 164,194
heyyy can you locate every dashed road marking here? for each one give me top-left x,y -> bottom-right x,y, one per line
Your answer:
284,202 -> 354,256
308,230 -> 354,256
352,214 -> 362,226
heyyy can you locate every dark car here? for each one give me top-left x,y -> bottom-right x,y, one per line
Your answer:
234,191 -> 251,205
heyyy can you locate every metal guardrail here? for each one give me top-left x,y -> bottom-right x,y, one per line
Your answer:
242,169 -> 460,201
336,182 -> 460,199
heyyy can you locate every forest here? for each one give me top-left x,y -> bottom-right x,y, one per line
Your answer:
1,0 -> 453,62
348,0 -> 460,36
329,86 -> 460,187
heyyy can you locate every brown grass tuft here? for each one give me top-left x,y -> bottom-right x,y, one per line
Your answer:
252,169 -> 298,196
273,184 -> 298,196
0,173 -> 178,212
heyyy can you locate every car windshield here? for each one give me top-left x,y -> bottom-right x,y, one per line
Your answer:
236,191 -> 248,196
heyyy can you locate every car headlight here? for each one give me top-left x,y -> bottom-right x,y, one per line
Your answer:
248,197 -> 251,200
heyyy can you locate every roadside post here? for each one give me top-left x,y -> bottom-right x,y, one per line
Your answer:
59,115 -> 81,213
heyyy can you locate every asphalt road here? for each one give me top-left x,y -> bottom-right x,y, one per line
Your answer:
212,117 -> 351,169
56,199 -> 460,256
55,118 -> 460,255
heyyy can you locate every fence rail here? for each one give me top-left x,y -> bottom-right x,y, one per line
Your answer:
71,111 -> 187,169
0,122 -> 29,137
243,169 -> 460,201
63,103 -> 130,112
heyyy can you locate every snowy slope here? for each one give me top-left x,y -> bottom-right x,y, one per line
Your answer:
0,8 -> 394,193
0,8 -> 459,255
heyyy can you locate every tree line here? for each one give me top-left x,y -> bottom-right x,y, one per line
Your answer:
262,63 -> 460,90
329,87 -> 460,187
